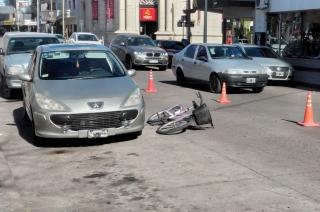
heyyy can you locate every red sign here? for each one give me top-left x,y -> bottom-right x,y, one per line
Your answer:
105,0 -> 114,19
92,0 -> 98,20
140,8 -> 157,22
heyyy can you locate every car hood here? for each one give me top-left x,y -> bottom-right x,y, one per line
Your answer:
128,45 -> 165,53
75,40 -> 102,45
213,59 -> 265,73
4,53 -> 32,71
34,76 -> 139,111
251,57 -> 291,67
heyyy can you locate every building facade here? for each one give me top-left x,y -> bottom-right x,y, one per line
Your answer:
255,0 -> 320,69
77,0 -> 222,44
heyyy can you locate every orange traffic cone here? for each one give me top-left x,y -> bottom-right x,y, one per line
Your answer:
298,91 -> 319,127
146,69 -> 157,93
217,82 -> 231,104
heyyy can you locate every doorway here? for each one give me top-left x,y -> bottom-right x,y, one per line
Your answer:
140,21 -> 158,39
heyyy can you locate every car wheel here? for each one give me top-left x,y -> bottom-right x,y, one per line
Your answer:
252,87 -> 264,93
159,66 -> 167,71
125,56 -> 133,70
176,69 -> 185,86
1,75 -> 12,99
209,74 -> 222,93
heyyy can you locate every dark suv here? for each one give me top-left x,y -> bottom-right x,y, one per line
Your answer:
155,40 -> 186,67
110,34 -> 168,70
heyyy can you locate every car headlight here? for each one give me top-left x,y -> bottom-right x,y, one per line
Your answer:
161,52 -> 168,57
7,65 -> 25,76
224,69 -> 239,75
35,93 -> 66,111
134,51 -> 146,56
123,88 -> 142,107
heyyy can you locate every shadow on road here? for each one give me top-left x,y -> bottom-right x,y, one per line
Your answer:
268,81 -> 320,92
13,107 -> 140,148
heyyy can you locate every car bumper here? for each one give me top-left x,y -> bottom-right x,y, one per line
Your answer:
221,74 -> 269,88
133,57 -> 168,66
6,76 -> 22,89
32,107 -> 145,139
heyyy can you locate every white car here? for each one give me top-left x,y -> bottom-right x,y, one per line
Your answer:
68,32 -> 103,45
171,44 -> 269,93
237,44 -> 294,81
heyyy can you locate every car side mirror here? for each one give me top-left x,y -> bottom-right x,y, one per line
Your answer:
198,56 -> 208,62
0,48 -> 4,55
120,42 -> 126,46
127,69 -> 136,77
18,74 -> 32,82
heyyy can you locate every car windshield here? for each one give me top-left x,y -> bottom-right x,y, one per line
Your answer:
39,50 -> 126,80
77,34 -> 98,41
208,46 -> 247,59
245,47 -> 278,58
161,41 -> 185,50
127,37 -> 155,46
55,34 -> 64,39
7,37 -> 59,54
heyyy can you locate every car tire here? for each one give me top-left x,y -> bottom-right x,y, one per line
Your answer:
159,66 -> 167,71
125,56 -> 133,70
1,74 -> 12,99
209,74 -> 222,93
176,69 -> 185,86
252,87 -> 264,93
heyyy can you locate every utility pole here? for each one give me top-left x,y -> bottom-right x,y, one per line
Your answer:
62,0 -> 65,37
203,0 -> 208,43
50,0 -> 53,34
37,0 -> 40,32
186,0 -> 191,42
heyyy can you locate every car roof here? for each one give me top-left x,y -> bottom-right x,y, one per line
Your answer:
235,44 -> 270,48
118,34 -> 150,38
38,43 -> 109,53
72,32 -> 96,35
4,32 -> 57,38
190,43 -> 238,47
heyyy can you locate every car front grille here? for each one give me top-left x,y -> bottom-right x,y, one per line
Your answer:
269,66 -> 290,78
50,110 -> 138,131
146,52 -> 161,57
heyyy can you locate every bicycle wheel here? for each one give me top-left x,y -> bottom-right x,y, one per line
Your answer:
156,118 -> 191,135
147,111 -> 170,126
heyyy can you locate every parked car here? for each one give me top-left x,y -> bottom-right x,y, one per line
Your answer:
20,44 -> 145,142
54,34 -> 65,43
171,44 -> 268,93
68,32 -> 103,45
236,44 -> 294,81
110,34 -> 168,70
155,40 -> 185,67
266,37 -> 287,55
0,32 -> 59,99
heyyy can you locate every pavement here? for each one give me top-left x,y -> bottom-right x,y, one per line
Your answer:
1,69 -> 320,211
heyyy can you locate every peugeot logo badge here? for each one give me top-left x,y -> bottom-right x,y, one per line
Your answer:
88,102 -> 104,110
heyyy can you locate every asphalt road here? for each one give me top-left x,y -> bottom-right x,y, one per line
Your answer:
1,69 -> 320,211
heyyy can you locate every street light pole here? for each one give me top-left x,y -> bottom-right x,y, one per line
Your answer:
50,0 -> 53,34
203,0 -> 208,43
62,0 -> 65,37
37,0 -> 40,32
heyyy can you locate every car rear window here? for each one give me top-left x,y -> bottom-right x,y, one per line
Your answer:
7,37 -> 59,54
77,34 -> 98,41
244,47 -> 278,58
208,46 -> 246,59
39,50 -> 126,80
162,41 -> 185,50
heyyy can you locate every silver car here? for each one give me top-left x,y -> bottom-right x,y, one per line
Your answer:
0,32 -> 59,98
237,44 -> 294,81
110,34 -> 168,70
172,44 -> 269,93
20,44 -> 145,142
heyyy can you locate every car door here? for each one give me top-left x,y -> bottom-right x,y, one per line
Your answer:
180,45 -> 198,79
23,51 -> 37,117
192,45 -> 211,81
117,36 -> 128,62
110,36 -> 123,61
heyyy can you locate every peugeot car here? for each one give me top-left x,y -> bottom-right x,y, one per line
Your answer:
20,44 -> 145,142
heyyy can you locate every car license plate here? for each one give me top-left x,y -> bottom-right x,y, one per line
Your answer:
149,59 -> 158,64
276,72 -> 284,77
88,129 -> 108,139
246,78 -> 256,83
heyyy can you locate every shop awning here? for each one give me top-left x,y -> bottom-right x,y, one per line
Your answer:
193,0 -> 255,11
